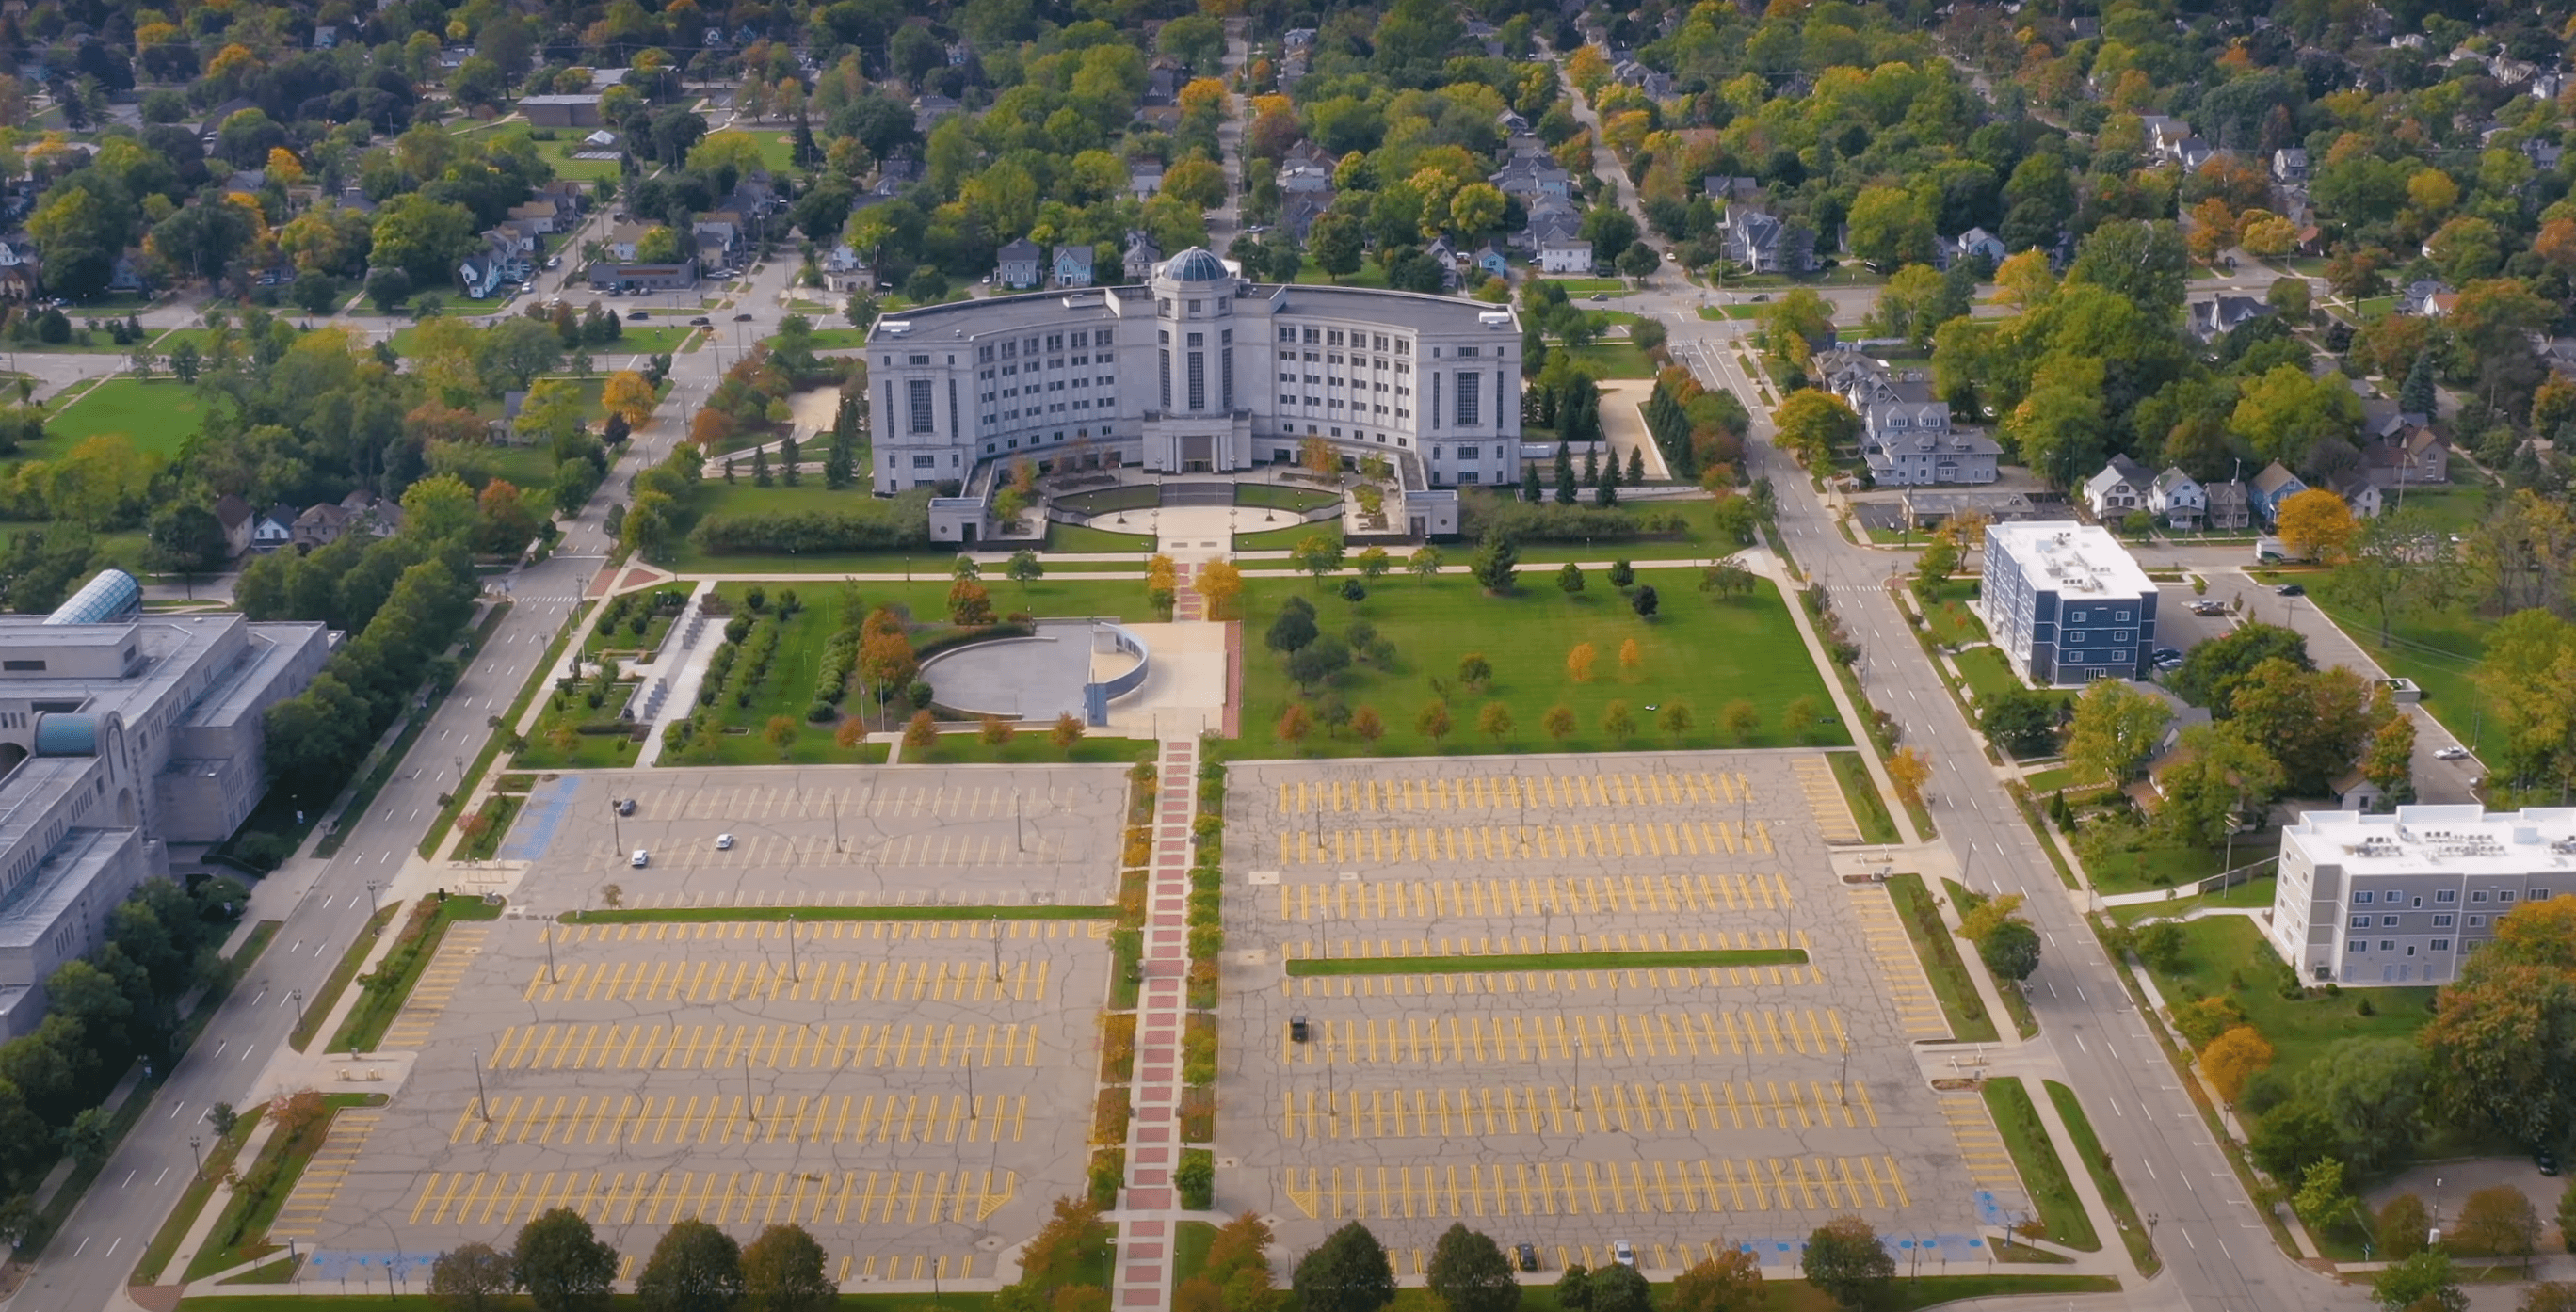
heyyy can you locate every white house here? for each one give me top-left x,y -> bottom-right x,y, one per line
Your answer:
1538,239 -> 1593,274
2148,467 -> 2206,530
2082,454 -> 2154,520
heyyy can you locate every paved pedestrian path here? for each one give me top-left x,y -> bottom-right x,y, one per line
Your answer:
1116,562 -> 1205,1310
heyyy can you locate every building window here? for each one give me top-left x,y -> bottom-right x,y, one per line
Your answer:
2379,940 -> 2395,952
2436,889 -> 2456,903
908,354 -> 929,365
1278,326 -> 1296,342
2381,915 -> 2400,927
0,661 -> 41,671
2537,888 -> 2554,900
2433,914 -> 2455,927
908,379 -> 934,434
2472,891 -> 2489,903
2355,891 -> 2374,904
2470,915 -> 2487,927
910,454 -> 936,469
2349,940 -> 2367,953
1188,300 -> 1201,312
1328,329 -> 1343,345
1304,328 -> 1320,344
1395,339 -> 1409,355
1221,346 -> 1233,410
1160,351 -> 1171,409
2500,890 -> 2519,903
1456,372 -> 1480,426
1046,333 -> 1062,351
2348,915 -> 2372,929
1187,352 -> 1205,410
2431,939 -> 2452,952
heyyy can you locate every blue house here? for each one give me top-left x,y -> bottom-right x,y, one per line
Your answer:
1053,244 -> 1094,288
1473,241 -> 1509,281
2249,461 -> 2308,525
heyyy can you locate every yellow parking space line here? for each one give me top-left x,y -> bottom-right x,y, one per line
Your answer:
1277,1157 -> 1899,1219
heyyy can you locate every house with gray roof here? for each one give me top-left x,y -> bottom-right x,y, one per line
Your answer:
994,238 -> 1044,290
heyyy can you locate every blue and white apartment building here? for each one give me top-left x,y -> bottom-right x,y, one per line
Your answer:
1978,521 -> 2159,686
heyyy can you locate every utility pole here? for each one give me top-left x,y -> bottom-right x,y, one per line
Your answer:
786,913 -> 798,982
991,914 -> 1003,981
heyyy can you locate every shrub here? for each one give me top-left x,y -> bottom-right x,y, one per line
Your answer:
1176,1149 -> 1215,1209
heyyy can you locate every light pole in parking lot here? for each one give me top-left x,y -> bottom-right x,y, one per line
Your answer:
990,913 -> 1003,981
786,913 -> 798,982
474,1049 -> 492,1121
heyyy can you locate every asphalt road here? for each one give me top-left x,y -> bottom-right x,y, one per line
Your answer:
12,250 -> 809,1312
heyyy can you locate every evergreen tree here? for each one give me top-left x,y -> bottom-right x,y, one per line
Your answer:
2399,353 -> 2437,416
780,434 -> 801,486
752,446 -> 773,487
1583,445 -> 1600,486
1626,446 -> 1645,483
825,395 -> 858,488
1521,463 -> 1542,502
1554,442 -> 1577,504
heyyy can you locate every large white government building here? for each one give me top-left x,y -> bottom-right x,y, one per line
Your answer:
2268,804 -> 2576,986
0,571 -> 328,1031
862,248 -> 1525,504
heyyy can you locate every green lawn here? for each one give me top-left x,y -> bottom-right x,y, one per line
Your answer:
769,327 -> 871,349
531,136 -> 623,181
2085,838 -> 2234,896
1236,484 -> 1341,511
1540,278 -> 1628,294
1051,522 -> 1156,553
1918,580 -> 1988,647
1985,1077 -> 2100,1251
2142,915 -> 2434,1080
2300,590 -> 2491,750
1289,257 -> 1391,289
1236,520 -> 1337,552
1232,569 -> 1849,758
1566,343 -> 1657,378
903,731 -> 1155,765
662,482 -> 906,572
2048,1080 -> 2158,1275
664,580 -> 1162,765
37,378 -> 210,458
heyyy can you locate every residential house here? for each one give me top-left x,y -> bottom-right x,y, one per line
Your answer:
312,24 -> 337,47
1142,67 -> 1179,107
1703,176 -> 1762,203
1280,190 -> 1332,243
1424,236 -> 1463,291
1277,160 -> 1335,195
708,178 -> 777,248
1053,244 -> 1095,288
251,504 -> 297,552
1721,210 -> 1816,274
2138,114 -> 2193,159
819,244 -> 875,293
458,252 -> 509,298
1609,58 -> 1671,99
0,240 -> 37,301
994,238 -> 1044,289
1538,239 -> 1593,274
521,94 -> 604,127
106,252 -> 152,296
585,258 -> 698,291
2248,461 -> 2308,524
2083,454 -> 2155,520
2528,137 -> 2567,172
2332,474 -> 2386,520
213,494 -> 254,558
1473,241 -> 1509,282
1489,156 -> 1571,205
1122,231 -> 1162,282
2272,147 -> 2310,182
2362,423 -> 2450,488
2149,467 -> 2207,530
692,219 -> 742,269
1495,107 -> 1529,136
2401,279 -> 2455,316
1281,139 -> 1334,173
2190,295 -> 2270,342
1950,228 -> 2007,267
1522,195 -> 1582,251
1841,361 -> 1998,486
1465,17 -> 1503,55
2203,479 -> 2253,531
1128,161 -> 1165,200
509,199 -> 571,233
604,220 -> 652,263
911,93 -> 960,134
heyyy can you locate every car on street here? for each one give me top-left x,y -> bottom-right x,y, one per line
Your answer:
2435,746 -> 2471,760
544,256 -> 560,269
1589,293 -> 1608,302
628,310 -> 649,319
616,797 -> 636,815
1517,1244 -> 1539,1272
2189,600 -> 2228,616
734,312 -> 754,321
1612,1241 -> 1636,1268
690,316 -> 712,326
2275,583 -> 2306,596
716,833 -> 734,850
2151,647 -> 2184,669
2539,1148 -> 2562,1177
630,849 -> 651,868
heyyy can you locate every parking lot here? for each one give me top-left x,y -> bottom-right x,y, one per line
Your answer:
1216,753 -> 2020,1274
499,765 -> 1135,911
296,765 -> 1131,1284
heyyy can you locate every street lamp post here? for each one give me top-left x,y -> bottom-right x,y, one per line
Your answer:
189,1134 -> 201,1178
991,913 -> 1003,981
786,913 -> 798,982
475,1048 -> 493,1122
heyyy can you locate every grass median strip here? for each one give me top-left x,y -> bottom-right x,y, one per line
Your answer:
289,904 -> 400,1052
330,896 -> 506,1053
1886,873 -> 2000,1044
1984,1076 -> 2100,1252
2047,1079 -> 2158,1275
564,904 -> 1119,923
1287,948 -> 1807,976
1827,751 -> 1900,844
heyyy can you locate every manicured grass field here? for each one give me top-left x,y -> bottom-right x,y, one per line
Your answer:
1984,1076 -> 2100,1251
1566,343 -> 1657,378
1232,569 -> 1849,758
2142,914 -> 2434,1080
1050,522 -> 1156,553
903,731 -> 1155,765
1235,483 -> 1341,511
665,580 -> 1161,765
1235,520 -> 1337,552
1917,579 -> 1988,647
37,378 -> 209,457
2298,588 -> 2490,749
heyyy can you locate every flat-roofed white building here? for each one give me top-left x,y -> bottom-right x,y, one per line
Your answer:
2270,804 -> 2576,985
1979,521 -> 2158,686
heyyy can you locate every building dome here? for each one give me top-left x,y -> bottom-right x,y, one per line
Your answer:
1164,248 -> 1228,282
44,568 -> 140,625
